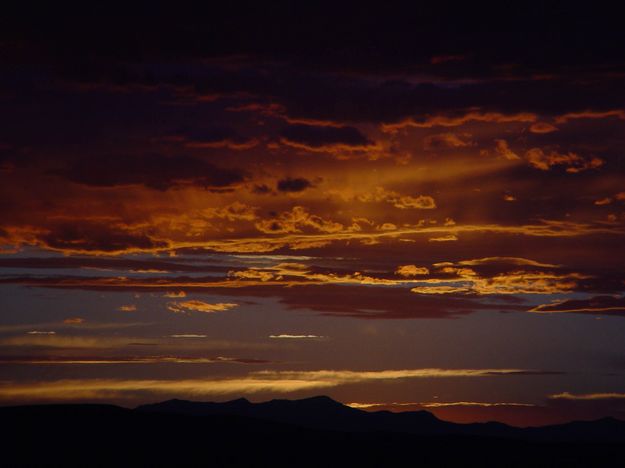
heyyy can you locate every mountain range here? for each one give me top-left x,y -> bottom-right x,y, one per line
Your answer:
3,396 -> 624,466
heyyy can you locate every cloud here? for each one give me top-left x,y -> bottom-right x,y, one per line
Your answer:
255,206 -> 344,234
550,392 -> 625,401
395,265 -> 430,277
529,122 -> 559,133
38,222 -> 168,255
163,291 -> 187,298
26,330 -> 56,335
268,334 -> 326,339
63,317 -> 85,324
423,132 -> 472,150
276,177 -> 313,193
494,139 -> 520,160
271,284 -> 525,319
278,123 -> 382,158
347,401 -> 533,410
0,367 -> 541,401
524,148 -> 603,173
412,267 -> 587,296
529,296 -> 625,316
0,355 -> 270,365
281,124 -> 371,148
0,257 -> 226,274
54,154 -> 247,191
165,126 -> 259,150
167,300 -> 238,314
355,187 -> 436,210
170,334 -> 207,338
454,257 -> 560,268
382,112 -> 537,133
428,235 -> 458,242
0,334 -> 155,349
554,110 -> 625,124
118,305 -> 137,312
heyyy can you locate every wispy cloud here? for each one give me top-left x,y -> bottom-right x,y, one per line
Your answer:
0,368 -> 550,401
269,334 -> 326,339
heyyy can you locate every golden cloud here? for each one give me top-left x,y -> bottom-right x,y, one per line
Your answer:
0,367 -> 535,401
525,148 -> 603,173
529,122 -> 559,134
167,300 -> 238,314
395,265 -> 430,277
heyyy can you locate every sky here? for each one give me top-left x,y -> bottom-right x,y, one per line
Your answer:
1,3 -> 625,426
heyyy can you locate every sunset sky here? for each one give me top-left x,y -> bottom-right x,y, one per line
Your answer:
1,3 -> 624,426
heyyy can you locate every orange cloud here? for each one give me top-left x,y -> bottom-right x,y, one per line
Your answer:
395,265 -> 430,276
167,300 -> 238,314
529,296 -> 625,315
554,110 -> 625,123
423,132 -> 473,150
428,235 -> 458,242
529,122 -> 558,133
255,206 -> 345,234
63,317 -> 85,324
411,264 -> 587,295
163,291 -> 187,298
524,148 -> 603,172
494,139 -> 520,160
382,112 -> 537,133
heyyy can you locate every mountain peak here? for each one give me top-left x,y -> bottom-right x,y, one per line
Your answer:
293,395 -> 343,406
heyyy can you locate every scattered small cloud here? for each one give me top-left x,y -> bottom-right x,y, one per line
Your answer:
276,177 -> 313,193
167,300 -> 238,314
428,234 -> 458,242
529,122 -> 558,134
63,317 -> 85,324
594,197 -> 612,206
163,291 -> 187,298
169,334 -> 208,338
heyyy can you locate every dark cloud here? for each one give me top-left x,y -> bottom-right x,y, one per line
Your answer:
0,355 -> 272,365
0,257 -> 229,274
0,274 -> 527,319
274,285 -> 527,319
252,184 -> 272,195
171,126 -> 257,149
276,177 -> 312,193
280,124 -> 371,148
39,222 -> 168,253
3,3 -> 625,76
54,154 -> 246,191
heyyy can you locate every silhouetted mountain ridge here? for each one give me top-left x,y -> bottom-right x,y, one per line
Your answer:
3,397 -> 625,467
136,395 -> 625,441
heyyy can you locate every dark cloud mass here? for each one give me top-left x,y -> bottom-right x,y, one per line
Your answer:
55,154 -> 246,190
280,124 -> 371,148
276,177 -> 313,193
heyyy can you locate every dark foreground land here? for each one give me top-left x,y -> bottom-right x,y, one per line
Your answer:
3,396 -> 624,467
